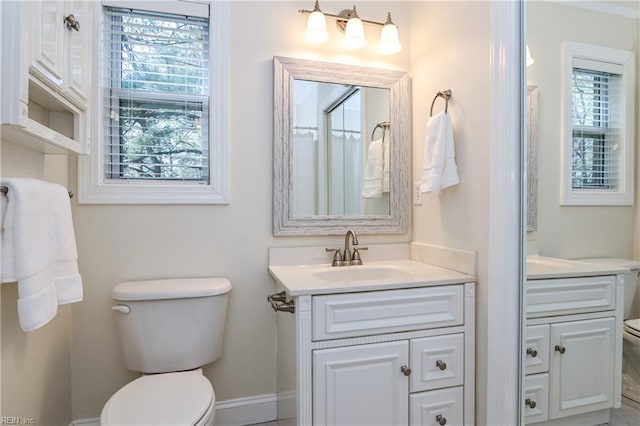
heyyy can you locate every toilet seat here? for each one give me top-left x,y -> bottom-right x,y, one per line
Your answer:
624,319 -> 640,339
101,370 -> 215,426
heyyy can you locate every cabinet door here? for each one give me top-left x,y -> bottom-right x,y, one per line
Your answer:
549,317 -> 615,419
313,341 -> 408,426
30,0 -> 65,85
65,0 -> 92,105
410,386 -> 463,426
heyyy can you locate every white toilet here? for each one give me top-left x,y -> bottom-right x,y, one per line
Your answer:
101,277 -> 231,426
580,258 -> 640,406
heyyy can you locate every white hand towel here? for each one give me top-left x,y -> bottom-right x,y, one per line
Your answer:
361,138 -> 384,198
1,178 -> 83,331
420,112 -> 459,193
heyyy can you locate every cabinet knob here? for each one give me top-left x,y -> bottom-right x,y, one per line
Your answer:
64,14 -> 80,31
435,414 -> 447,425
525,398 -> 537,409
400,365 -> 411,376
436,360 -> 447,371
554,345 -> 566,354
526,347 -> 538,358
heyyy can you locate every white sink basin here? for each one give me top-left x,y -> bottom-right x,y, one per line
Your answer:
312,265 -> 412,282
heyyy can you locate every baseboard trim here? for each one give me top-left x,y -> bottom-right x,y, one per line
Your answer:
69,393 -> 278,426
214,393 -> 277,426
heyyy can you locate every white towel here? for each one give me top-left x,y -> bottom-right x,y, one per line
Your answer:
361,138 -> 383,198
1,178 -> 83,331
420,112 -> 459,193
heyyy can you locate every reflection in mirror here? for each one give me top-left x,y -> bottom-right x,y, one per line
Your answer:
273,56 -> 410,236
292,80 -> 390,216
524,1 -> 639,424
526,86 -> 538,232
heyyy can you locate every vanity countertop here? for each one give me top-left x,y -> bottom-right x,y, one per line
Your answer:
526,255 -> 627,280
269,259 -> 474,296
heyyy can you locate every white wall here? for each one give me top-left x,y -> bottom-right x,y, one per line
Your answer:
409,1 -> 491,423
0,141 -> 73,425
70,1 -> 413,419
527,2 -> 639,259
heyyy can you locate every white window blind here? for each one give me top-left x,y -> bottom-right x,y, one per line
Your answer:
103,6 -> 210,182
571,61 -> 621,191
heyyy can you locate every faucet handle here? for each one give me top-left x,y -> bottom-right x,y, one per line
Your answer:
325,248 -> 344,267
351,246 -> 368,265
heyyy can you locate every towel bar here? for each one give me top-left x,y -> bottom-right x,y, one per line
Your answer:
0,185 -> 73,199
371,121 -> 390,141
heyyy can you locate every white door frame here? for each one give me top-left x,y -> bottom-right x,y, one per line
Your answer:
487,1 -> 524,425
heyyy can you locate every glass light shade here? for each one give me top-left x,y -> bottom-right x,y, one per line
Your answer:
526,45 -> 535,67
344,17 -> 367,49
379,23 -> 401,55
305,10 -> 329,44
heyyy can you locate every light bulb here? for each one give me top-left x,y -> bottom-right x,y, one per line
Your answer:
378,13 -> 401,55
343,6 -> 367,50
304,1 -> 329,44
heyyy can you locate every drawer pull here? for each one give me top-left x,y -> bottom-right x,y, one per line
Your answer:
400,365 -> 411,376
554,345 -> 566,354
436,414 -> 447,425
525,398 -> 537,409
526,348 -> 538,358
436,360 -> 447,371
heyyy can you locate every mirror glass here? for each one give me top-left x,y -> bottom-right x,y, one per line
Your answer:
273,57 -> 410,236
524,0 -> 639,422
292,80 -> 390,216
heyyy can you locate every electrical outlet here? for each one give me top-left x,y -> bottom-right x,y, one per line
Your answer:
414,182 -> 423,205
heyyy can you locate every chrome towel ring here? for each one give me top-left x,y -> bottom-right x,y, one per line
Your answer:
371,121 -> 390,141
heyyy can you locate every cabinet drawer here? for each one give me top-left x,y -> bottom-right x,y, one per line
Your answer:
410,333 -> 464,392
525,325 -> 549,375
524,373 -> 549,424
312,286 -> 464,341
410,386 -> 463,426
526,276 -> 615,318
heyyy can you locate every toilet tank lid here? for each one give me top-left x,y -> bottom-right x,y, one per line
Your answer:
112,278 -> 231,301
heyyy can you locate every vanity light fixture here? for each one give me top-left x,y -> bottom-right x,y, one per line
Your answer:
304,0 -> 329,44
299,2 -> 402,54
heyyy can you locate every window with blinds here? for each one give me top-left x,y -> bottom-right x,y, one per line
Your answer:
103,6 -> 210,182
571,63 -> 621,191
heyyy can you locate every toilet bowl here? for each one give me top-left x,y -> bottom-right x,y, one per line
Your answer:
580,258 -> 640,405
101,277 -> 231,425
101,370 -> 215,426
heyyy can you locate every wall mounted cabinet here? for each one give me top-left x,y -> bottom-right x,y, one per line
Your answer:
1,0 -> 94,154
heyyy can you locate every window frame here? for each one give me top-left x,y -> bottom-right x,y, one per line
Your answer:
79,0 -> 228,204
560,41 -> 635,206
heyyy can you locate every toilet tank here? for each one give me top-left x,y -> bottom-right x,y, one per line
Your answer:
111,277 -> 231,374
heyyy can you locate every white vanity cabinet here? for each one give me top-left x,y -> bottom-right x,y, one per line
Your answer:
276,283 -> 475,426
524,275 -> 623,426
1,0 -> 94,154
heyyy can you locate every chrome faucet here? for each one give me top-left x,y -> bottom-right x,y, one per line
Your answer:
343,229 -> 358,262
325,229 -> 367,266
